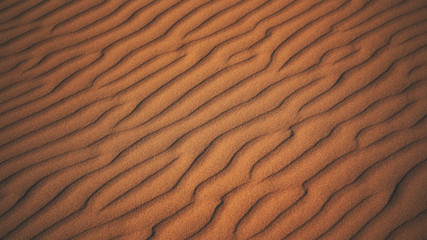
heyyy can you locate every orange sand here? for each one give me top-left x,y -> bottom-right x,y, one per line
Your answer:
0,0 -> 426,239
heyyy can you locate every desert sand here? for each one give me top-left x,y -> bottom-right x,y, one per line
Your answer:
0,0 -> 426,239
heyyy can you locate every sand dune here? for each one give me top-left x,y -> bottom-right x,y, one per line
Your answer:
0,0 -> 426,239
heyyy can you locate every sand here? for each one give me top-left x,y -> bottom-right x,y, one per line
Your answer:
0,0 -> 426,239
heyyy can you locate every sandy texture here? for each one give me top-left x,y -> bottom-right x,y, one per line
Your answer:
0,0 -> 426,239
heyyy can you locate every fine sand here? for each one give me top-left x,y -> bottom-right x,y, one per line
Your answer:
0,0 -> 426,239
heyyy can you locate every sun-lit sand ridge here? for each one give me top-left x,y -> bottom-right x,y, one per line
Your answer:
0,0 -> 426,239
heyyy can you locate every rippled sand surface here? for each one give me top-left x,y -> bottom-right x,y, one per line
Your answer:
0,0 -> 426,239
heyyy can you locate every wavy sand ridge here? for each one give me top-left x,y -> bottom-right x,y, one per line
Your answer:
0,0 -> 426,239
